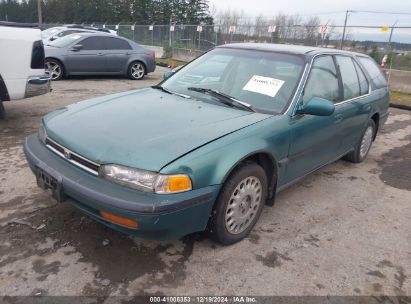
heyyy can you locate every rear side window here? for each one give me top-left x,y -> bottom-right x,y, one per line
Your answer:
105,37 -> 131,50
31,40 -> 45,69
81,37 -> 105,50
358,57 -> 387,89
303,55 -> 340,103
353,60 -> 369,95
336,56 -> 360,100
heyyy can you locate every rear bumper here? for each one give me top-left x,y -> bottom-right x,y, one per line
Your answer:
24,134 -> 219,240
25,74 -> 51,98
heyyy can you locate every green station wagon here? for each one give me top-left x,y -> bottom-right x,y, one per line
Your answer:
24,44 -> 389,244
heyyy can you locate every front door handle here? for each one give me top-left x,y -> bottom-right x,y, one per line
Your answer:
334,114 -> 343,123
97,52 -> 104,56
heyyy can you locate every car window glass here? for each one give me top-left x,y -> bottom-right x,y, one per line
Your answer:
353,60 -> 369,95
162,48 -> 305,114
336,56 -> 361,100
303,55 -> 339,103
178,54 -> 231,84
56,30 -> 77,38
358,57 -> 387,89
105,37 -> 131,50
81,37 -> 105,50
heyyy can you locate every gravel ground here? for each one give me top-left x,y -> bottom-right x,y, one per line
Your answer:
0,67 -> 410,299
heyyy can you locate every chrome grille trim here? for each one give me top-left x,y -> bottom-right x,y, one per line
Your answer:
45,137 -> 100,176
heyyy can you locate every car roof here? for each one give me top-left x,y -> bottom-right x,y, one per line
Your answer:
218,43 -> 368,59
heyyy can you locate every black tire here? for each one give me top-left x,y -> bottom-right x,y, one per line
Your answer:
128,61 -> 146,80
45,59 -> 64,81
0,101 -> 5,120
344,119 -> 376,163
209,162 -> 267,245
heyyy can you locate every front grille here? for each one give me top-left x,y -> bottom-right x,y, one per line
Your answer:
45,137 -> 100,175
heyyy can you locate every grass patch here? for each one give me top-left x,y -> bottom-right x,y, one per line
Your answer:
156,58 -> 187,68
390,91 -> 411,106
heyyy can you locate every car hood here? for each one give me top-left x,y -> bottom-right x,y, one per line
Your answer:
44,88 -> 270,172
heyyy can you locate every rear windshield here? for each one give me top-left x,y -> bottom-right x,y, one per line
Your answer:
358,57 -> 387,89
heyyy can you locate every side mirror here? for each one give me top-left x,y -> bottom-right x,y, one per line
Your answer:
296,97 -> 335,116
71,44 -> 83,51
163,70 -> 175,80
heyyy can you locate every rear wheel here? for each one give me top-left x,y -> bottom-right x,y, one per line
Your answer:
209,162 -> 267,245
128,61 -> 146,80
45,59 -> 63,81
344,119 -> 376,163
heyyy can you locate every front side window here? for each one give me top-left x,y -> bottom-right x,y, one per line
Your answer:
303,55 -> 340,103
81,37 -> 105,50
358,57 -> 387,89
162,48 -> 305,114
336,56 -> 361,100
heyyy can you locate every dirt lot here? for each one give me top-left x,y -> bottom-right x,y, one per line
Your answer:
0,66 -> 410,299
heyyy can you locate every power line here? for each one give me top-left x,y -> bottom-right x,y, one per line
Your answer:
354,10 -> 411,15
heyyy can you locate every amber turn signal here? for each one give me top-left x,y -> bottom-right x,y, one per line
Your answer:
100,211 -> 138,229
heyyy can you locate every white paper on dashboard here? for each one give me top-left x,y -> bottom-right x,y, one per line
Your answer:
243,75 -> 285,98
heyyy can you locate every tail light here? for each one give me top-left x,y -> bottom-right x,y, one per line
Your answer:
31,40 -> 45,69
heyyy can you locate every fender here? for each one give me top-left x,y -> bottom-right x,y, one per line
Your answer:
160,115 -> 290,191
0,74 -> 10,101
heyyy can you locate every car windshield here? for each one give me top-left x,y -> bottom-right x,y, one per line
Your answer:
41,27 -> 62,39
48,33 -> 84,48
161,48 -> 305,114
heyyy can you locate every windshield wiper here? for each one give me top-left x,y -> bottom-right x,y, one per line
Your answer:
187,87 -> 256,112
152,85 -> 191,99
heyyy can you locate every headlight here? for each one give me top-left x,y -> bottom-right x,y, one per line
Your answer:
100,164 -> 192,194
39,122 -> 47,144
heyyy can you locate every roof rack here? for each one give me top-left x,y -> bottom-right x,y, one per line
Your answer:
0,21 -> 39,28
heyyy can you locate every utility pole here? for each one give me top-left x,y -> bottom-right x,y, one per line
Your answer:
37,0 -> 43,25
340,10 -> 349,49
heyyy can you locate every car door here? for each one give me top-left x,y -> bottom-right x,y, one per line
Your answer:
103,37 -> 132,73
66,36 -> 107,74
284,55 -> 343,184
333,55 -> 371,154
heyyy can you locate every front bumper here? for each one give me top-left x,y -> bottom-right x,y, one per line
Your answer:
24,134 -> 219,240
25,75 -> 51,98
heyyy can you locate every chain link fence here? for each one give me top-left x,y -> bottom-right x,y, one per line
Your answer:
42,23 -> 411,75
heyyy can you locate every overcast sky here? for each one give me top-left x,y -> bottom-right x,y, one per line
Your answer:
209,0 -> 411,26
208,0 -> 411,42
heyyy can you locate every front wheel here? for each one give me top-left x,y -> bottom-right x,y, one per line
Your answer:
128,61 -> 146,80
209,162 -> 267,245
344,119 -> 376,163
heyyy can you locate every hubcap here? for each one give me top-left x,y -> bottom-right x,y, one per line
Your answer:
45,62 -> 61,80
131,63 -> 144,79
225,176 -> 262,235
360,126 -> 373,159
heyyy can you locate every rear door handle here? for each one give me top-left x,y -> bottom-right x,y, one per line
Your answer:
97,52 -> 104,56
334,114 -> 343,123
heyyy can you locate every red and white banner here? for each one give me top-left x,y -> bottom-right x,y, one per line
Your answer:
229,25 -> 236,33
268,25 -> 276,33
319,25 -> 328,34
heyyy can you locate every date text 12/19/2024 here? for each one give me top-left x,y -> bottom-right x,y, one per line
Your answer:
150,296 -> 257,303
